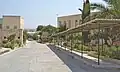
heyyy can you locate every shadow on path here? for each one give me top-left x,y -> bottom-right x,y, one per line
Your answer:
47,45 -> 120,72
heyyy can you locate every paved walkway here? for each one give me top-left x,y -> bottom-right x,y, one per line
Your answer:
0,41 -> 72,72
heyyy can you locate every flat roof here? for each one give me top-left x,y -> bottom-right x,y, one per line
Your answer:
58,12 -> 99,18
52,19 -> 120,36
3,15 -> 21,17
58,14 -> 81,18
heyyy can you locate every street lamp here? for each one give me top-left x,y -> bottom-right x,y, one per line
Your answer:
78,8 -> 83,13
56,14 -> 59,27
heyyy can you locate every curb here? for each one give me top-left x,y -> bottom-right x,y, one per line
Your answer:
0,43 -> 28,56
91,64 -> 120,69
54,45 -> 120,69
0,50 -> 10,55
0,45 -> 26,56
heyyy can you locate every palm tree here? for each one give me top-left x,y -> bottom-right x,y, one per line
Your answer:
91,0 -> 120,19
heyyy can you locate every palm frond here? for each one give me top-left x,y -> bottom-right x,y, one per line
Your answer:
90,6 -> 97,10
91,3 -> 107,11
103,0 -> 109,4
91,0 -> 120,18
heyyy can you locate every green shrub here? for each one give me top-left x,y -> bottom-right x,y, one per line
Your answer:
15,40 -> 22,47
3,40 -> 19,50
111,51 -> 120,59
1,34 -> 23,49
4,42 -> 11,48
63,42 -> 67,47
95,46 -> 120,60
7,34 -> 15,42
77,45 -> 91,51
76,45 -> 81,50
2,40 -> 8,44
0,42 -> 2,47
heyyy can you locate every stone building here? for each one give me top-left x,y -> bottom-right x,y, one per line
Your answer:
0,15 -> 24,44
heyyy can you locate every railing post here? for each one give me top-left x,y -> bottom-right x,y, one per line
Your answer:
81,30 -> 84,58
70,34 -> 73,53
98,23 -> 100,65
101,29 -> 104,56
65,35 -> 67,50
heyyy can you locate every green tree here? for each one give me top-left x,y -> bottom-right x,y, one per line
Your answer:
38,31 -> 42,39
32,33 -> 38,40
41,25 -> 57,35
36,25 -> 44,31
82,0 -> 90,22
36,25 -> 57,42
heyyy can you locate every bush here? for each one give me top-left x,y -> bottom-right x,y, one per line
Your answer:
4,42 -> 11,48
0,42 -> 2,47
90,46 -> 120,60
2,40 -> 8,44
2,40 -> 21,50
63,42 -> 67,47
108,46 -> 120,59
1,34 -> 23,49
7,34 -> 15,41
11,40 -> 20,49
77,44 -> 91,51
15,40 -> 22,47
111,51 -> 120,59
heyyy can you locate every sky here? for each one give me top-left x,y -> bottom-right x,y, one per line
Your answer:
0,0 -> 105,29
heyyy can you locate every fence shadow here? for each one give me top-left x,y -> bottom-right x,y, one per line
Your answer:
47,44 -> 94,72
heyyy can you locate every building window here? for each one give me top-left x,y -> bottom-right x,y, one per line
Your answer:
58,21 -> 61,25
64,21 -> 66,25
75,20 -> 78,27
58,21 -> 62,27
75,20 -> 78,22
63,21 -> 66,29
14,26 -> 17,29
4,36 -> 6,39
18,37 -> 20,39
6,26 -> 9,29
79,20 -> 82,25
68,20 -> 71,28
